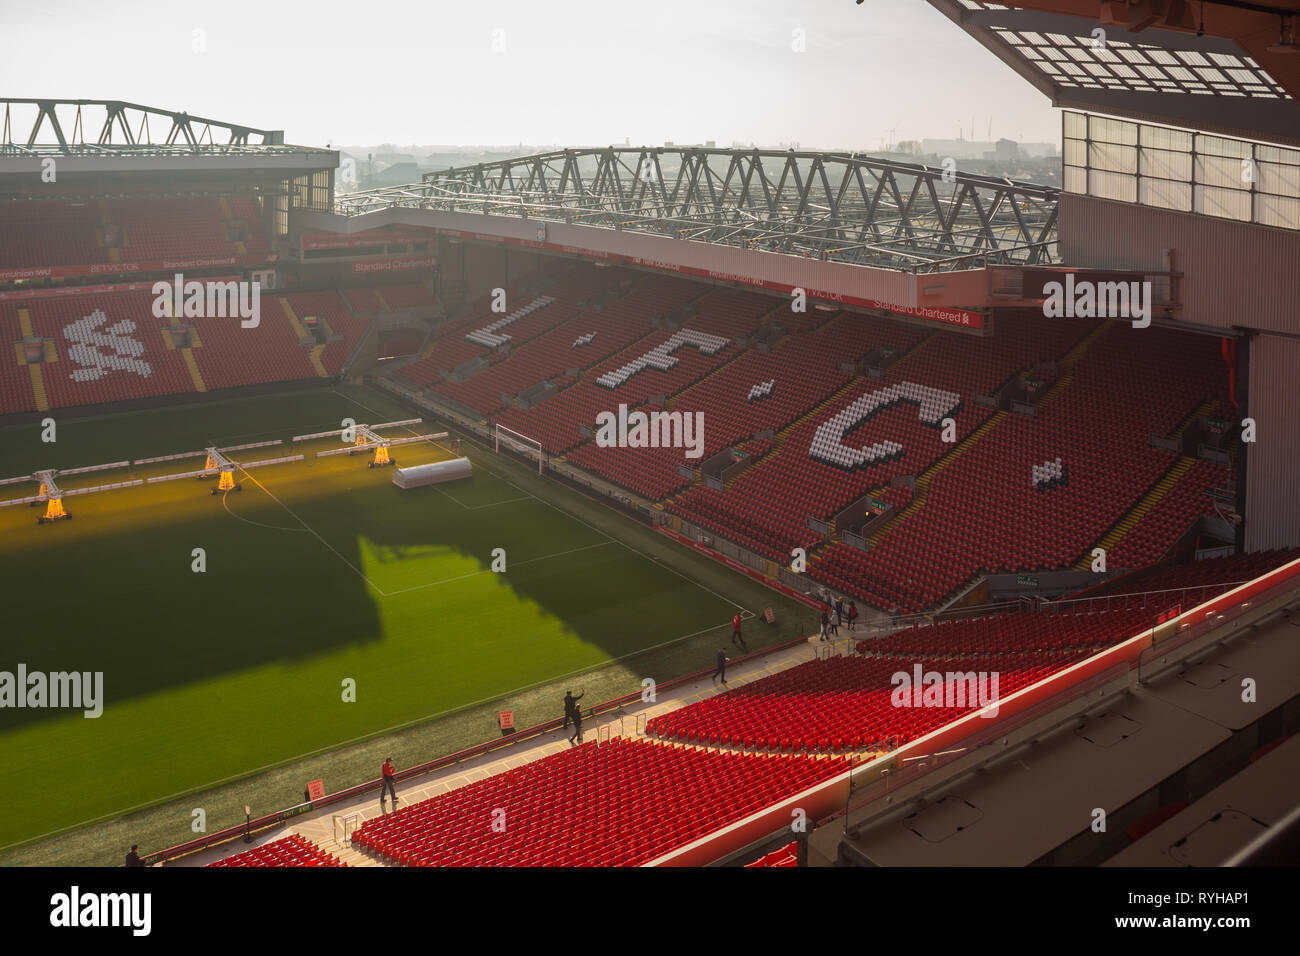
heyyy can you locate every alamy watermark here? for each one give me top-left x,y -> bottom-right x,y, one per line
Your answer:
890,664 -> 1000,717
151,274 -> 260,328
0,664 -> 103,718
594,404 -> 704,459
1042,275 -> 1151,328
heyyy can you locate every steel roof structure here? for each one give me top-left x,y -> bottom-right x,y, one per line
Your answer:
929,0 -> 1300,147
333,147 -> 1060,274
0,99 -> 334,179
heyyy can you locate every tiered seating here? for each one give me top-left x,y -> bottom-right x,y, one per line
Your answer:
486,275 -> 703,446
811,323 -> 1226,612
646,650 -> 1085,754
351,737 -> 845,867
868,603 -> 1166,658
672,314 -> 1089,565
227,197 -> 270,258
283,290 -> 367,374
1086,547 -> 1300,602
398,267 -> 615,392
189,294 -> 317,389
207,833 -> 346,867
110,198 -> 251,260
19,292 -> 197,409
0,201 -> 105,268
1109,459 -> 1232,569
0,303 -> 38,414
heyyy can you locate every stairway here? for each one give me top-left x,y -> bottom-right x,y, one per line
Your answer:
315,834 -> 388,868
867,410 -> 1008,548
17,309 -> 49,411
1074,455 -> 1196,570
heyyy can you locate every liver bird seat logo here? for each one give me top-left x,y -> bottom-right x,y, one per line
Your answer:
63,309 -> 153,382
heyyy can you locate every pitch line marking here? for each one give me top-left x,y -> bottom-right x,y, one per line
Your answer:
381,541 -> 616,597
235,465 -> 386,596
336,387 -> 750,614
1,612 -> 757,855
221,490 -> 309,533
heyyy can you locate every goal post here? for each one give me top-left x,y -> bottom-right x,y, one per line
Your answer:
494,424 -> 545,475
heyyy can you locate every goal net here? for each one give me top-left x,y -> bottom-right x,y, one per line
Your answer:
495,424 -> 545,475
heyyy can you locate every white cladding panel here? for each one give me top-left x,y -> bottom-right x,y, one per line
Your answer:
392,457 -> 472,488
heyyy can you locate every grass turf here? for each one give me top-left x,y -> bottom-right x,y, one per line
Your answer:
0,384 -> 775,855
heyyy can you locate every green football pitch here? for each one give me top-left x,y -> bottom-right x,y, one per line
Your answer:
0,385 -> 759,853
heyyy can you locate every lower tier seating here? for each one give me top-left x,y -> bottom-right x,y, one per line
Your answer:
206,833 -> 345,867
351,737 -> 846,867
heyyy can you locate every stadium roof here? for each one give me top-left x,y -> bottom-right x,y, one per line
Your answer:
929,0 -> 1300,147
333,146 -> 1060,273
0,99 -> 335,176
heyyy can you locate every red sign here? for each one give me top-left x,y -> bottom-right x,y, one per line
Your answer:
0,275 -> 244,302
763,607 -> 776,623
498,710 -> 515,730
307,779 -> 325,801
0,253 -> 277,283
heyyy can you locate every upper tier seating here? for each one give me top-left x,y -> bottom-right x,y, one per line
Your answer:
808,323 -> 1227,612
0,201 -> 106,268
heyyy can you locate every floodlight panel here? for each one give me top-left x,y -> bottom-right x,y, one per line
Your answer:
219,440 -> 283,453
63,479 -> 144,497
60,460 -> 131,476
134,451 -> 206,465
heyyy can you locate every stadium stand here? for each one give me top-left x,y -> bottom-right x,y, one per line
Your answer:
645,649 -> 1085,754
206,833 -> 346,867
350,737 -> 846,867
0,200 -> 106,268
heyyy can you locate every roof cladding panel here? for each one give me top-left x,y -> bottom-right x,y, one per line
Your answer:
930,0 -> 1300,147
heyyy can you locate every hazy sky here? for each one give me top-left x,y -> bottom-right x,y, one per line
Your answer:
2,0 -> 1060,150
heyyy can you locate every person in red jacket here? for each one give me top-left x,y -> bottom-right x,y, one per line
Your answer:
731,612 -> 747,650
380,756 -> 399,812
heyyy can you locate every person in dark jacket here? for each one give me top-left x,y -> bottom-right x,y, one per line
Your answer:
124,845 -> 144,867
569,704 -> 585,745
820,608 -> 830,642
712,648 -> 729,684
562,689 -> 584,732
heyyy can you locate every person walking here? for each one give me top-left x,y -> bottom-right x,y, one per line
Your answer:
819,608 -> 830,642
834,596 -> 845,628
712,648 -> 729,684
379,756 -> 399,812
562,689 -> 584,733
848,601 -> 859,631
731,612 -> 746,650
569,704 -> 585,745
